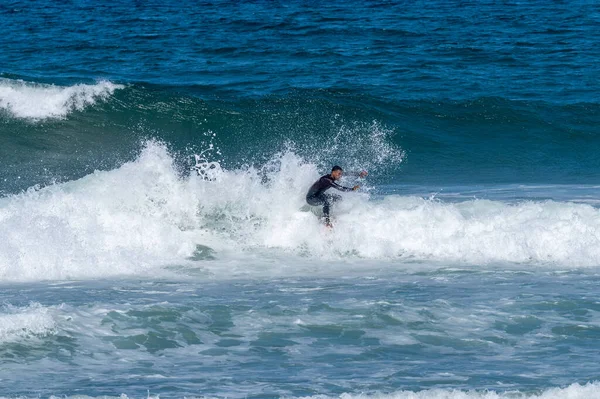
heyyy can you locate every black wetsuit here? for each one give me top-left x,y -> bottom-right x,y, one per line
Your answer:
306,174 -> 353,224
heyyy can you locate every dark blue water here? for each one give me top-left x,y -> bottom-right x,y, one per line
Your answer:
3,0 -> 600,102
2,1 -> 600,398
2,0 -> 600,193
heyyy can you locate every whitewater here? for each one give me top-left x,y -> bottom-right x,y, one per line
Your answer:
2,140 -> 600,282
0,78 -> 123,120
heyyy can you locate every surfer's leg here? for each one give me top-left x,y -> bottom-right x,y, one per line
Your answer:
308,194 -> 331,224
308,194 -> 340,225
306,195 -> 324,207
307,194 -> 329,223
328,194 -> 342,203
323,199 -> 331,224
322,194 -> 341,225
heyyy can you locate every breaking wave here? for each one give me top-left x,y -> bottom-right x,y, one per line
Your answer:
0,78 -> 123,119
1,141 -> 600,282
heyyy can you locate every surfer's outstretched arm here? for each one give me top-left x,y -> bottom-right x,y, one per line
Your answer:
330,180 -> 356,192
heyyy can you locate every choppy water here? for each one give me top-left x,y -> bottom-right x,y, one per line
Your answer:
1,1 -> 600,398
3,272 -> 600,398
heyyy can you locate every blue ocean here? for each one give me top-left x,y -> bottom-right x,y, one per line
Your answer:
2,1 -> 600,398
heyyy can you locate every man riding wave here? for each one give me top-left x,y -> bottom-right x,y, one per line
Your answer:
306,166 -> 367,227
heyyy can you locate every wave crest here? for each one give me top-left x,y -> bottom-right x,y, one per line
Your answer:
0,78 -> 123,120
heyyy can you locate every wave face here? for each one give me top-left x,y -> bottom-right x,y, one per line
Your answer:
0,78 -> 123,119
2,141 -> 600,282
1,81 -> 600,197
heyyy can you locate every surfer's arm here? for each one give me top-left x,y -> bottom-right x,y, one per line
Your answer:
331,181 -> 358,192
347,170 -> 368,178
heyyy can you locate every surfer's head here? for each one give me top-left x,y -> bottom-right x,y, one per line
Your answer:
331,165 -> 343,180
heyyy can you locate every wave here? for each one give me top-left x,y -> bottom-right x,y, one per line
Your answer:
1,140 -> 600,282
0,78 -> 123,120
0,303 -> 56,343
2,79 -> 600,198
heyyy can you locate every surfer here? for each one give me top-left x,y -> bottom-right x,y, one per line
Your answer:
306,166 -> 367,227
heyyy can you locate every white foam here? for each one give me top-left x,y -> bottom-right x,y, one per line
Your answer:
0,382 -> 592,398
2,141 -> 600,282
294,382 -> 600,399
0,303 -> 56,343
185,145 -> 600,268
0,78 -> 123,119
0,141 -> 204,281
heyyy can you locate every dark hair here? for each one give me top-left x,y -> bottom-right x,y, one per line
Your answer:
331,165 -> 343,172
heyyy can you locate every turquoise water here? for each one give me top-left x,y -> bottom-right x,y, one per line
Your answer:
2,271 -> 600,397
1,1 -> 600,398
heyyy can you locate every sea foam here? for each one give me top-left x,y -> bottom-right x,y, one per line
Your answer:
0,78 -> 123,120
296,382 -> 600,399
0,303 -> 56,343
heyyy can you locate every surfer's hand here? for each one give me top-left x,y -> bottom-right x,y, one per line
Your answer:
352,185 -> 360,191
359,170 -> 368,178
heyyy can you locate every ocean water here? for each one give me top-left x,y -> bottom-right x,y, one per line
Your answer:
2,1 -> 600,398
